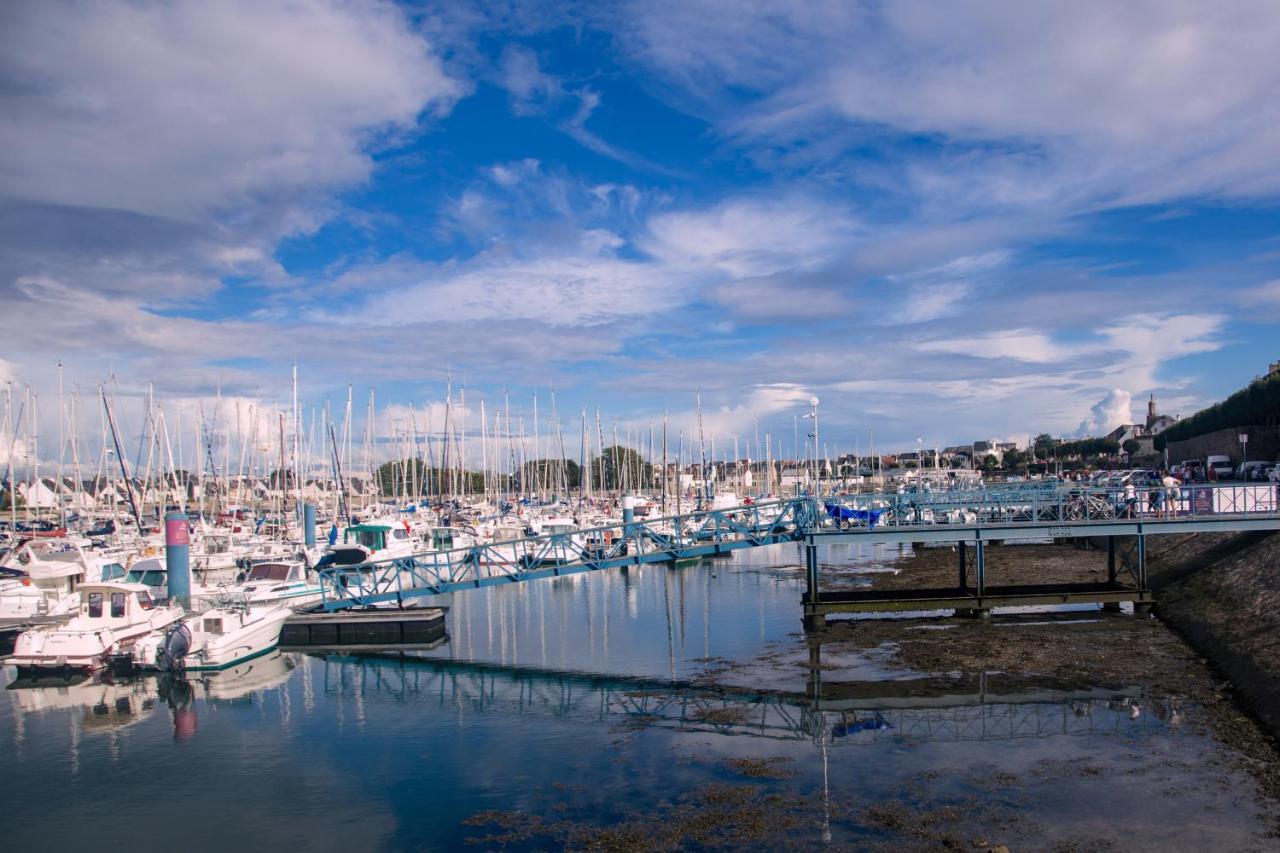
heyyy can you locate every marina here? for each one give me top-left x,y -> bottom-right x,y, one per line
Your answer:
6,2 -> 1280,849
5,542 -> 1280,850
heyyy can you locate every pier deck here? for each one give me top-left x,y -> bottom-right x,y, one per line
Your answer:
312,483 -> 1280,627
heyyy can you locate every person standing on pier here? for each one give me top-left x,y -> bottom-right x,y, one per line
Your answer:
1160,470 -> 1182,518
1122,477 -> 1137,518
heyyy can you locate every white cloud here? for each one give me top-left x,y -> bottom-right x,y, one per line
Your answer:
499,45 -> 561,115
1076,389 -> 1134,437
644,197 -> 857,278
915,329 -> 1077,363
0,0 -> 462,220
623,0 -> 1280,204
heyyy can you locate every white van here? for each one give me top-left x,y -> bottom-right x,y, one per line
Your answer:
1206,455 -> 1234,479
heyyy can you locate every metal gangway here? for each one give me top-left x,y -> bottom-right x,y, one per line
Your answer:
315,482 -> 1280,624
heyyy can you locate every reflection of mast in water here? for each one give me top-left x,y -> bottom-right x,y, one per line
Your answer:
663,567 -> 676,681
703,564 -> 710,660
485,586 -> 495,654
12,686 -> 25,756
558,583 -> 569,670
677,565 -> 687,659
498,589 -> 508,665
509,591 -> 520,666
279,666 -> 291,727
601,570 -> 609,663
68,710 -> 78,778
585,569 -> 595,660
354,658 -> 366,729
820,710 -> 832,843
302,650 -> 315,714
758,552 -> 766,641
538,578 -> 547,668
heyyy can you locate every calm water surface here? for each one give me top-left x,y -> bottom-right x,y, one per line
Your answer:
3,542 -> 1273,850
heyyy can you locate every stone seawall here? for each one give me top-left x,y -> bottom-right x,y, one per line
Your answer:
1148,531 -> 1280,739
1166,425 -> 1280,466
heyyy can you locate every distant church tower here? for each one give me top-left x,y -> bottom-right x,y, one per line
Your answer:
1146,394 -> 1157,429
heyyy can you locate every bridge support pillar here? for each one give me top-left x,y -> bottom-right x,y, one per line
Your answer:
958,540 -> 967,591
1102,536 -> 1122,612
802,540 -> 826,631
1136,533 -> 1147,589
974,538 -> 986,598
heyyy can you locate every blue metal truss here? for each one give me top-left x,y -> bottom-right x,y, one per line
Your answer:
317,483 -> 1280,611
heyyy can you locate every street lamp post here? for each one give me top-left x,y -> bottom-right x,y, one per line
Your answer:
807,397 -> 820,494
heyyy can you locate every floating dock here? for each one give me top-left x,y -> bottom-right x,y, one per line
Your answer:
279,607 -> 447,650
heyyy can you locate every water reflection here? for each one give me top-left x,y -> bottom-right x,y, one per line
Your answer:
305,647 -> 1183,750
0,542 -> 1258,851
6,650 -> 298,747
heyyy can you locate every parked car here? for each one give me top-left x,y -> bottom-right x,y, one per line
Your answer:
1237,460 -> 1271,481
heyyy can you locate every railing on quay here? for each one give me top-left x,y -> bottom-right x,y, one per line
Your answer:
316,482 -> 1280,610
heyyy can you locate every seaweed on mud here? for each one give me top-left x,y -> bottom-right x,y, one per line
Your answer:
723,756 -> 798,779
462,783 -> 811,850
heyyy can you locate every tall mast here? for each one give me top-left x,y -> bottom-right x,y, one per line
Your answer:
661,412 -> 668,514
579,408 -> 588,504
696,392 -> 708,509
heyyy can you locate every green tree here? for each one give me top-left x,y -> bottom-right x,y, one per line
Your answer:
1002,448 -> 1029,471
1032,434 -> 1057,460
268,468 -> 295,489
589,446 -> 652,491
376,459 -> 489,497
519,458 -> 581,491
1122,438 -> 1141,455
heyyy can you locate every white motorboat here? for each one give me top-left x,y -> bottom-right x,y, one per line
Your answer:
0,538 -> 130,618
133,601 -> 292,672
312,523 -> 422,599
7,582 -> 184,673
205,559 -> 323,609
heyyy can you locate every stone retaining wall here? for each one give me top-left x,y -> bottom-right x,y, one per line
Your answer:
1165,425 -> 1280,466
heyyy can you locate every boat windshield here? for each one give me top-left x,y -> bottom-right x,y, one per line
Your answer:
101,562 -> 126,580
136,591 -> 155,610
246,563 -> 291,582
352,529 -> 383,548
125,569 -> 166,587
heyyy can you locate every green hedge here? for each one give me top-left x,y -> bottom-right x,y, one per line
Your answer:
1156,374 -> 1280,450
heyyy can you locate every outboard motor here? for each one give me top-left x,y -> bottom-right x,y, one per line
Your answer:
156,622 -> 192,672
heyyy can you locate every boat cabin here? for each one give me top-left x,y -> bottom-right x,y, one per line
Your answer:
241,561 -> 307,584
344,524 -> 393,552
76,582 -> 159,624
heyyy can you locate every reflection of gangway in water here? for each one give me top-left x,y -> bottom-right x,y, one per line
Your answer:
310,650 -> 1178,748
314,485 -> 1280,628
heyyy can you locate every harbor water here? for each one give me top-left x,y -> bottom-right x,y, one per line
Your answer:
4,542 -> 1277,850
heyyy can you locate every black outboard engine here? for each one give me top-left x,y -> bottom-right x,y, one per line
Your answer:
156,622 -> 192,672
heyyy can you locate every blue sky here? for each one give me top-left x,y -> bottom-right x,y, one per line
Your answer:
2,0 -> 1280,465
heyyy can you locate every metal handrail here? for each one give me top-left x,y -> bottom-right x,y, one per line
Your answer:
316,483 -> 1280,610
